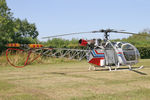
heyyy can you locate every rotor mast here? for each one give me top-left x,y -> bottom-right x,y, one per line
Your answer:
104,31 -> 109,41
99,29 -> 110,42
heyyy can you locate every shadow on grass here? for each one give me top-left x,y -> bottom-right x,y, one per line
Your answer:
94,67 -> 148,75
131,70 -> 147,75
50,72 -> 67,75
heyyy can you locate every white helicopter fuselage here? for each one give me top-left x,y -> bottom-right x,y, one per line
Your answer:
87,41 -> 140,67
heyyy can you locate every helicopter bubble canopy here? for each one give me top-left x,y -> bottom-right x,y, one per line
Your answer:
116,42 -> 140,64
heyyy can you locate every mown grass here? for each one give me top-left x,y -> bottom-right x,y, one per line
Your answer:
70,88 -> 150,100
0,58 -> 150,100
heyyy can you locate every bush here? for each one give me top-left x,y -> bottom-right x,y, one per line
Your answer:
137,46 -> 150,59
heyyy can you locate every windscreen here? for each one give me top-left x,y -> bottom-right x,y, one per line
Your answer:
122,44 -> 137,61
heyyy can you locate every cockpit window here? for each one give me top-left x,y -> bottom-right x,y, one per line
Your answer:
111,42 -> 116,46
123,51 -> 136,61
136,48 -> 140,60
122,44 -> 134,50
122,44 -> 136,61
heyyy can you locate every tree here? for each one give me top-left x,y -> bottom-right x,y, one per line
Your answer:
0,0 -> 14,51
0,0 -> 39,52
13,18 -> 39,43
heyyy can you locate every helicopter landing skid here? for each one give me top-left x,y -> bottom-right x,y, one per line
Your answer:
113,65 -> 144,71
88,65 -> 96,71
88,65 -> 144,71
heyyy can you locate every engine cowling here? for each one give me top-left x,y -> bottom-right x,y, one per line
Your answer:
79,39 -> 88,46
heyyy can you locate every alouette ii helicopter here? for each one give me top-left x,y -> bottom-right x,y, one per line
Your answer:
6,29 -> 145,71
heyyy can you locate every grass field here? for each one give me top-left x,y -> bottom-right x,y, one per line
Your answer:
0,59 -> 150,100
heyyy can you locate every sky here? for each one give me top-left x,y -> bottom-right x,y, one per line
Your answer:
6,0 -> 150,40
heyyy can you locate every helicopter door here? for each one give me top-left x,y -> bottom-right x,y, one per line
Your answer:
105,43 -> 118,66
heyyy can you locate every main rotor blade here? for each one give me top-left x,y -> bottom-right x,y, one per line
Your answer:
42,30 -> 103,39
114,31 -> 150,37
42,32 -> 90,39
42,29 -> 150,39
114,31 -> 138,35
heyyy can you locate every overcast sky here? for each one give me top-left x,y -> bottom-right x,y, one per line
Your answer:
7,0 -> 150,40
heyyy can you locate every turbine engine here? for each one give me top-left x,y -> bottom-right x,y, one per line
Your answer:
79,39 -> 102,49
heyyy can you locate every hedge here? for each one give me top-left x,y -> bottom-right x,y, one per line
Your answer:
137,46 -> 150,59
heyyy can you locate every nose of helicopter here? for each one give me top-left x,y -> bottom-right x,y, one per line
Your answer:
121,43 -> 140,64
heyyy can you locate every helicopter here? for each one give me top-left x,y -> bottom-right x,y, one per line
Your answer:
42,29 -> 145,71
6,29 -> 146,71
